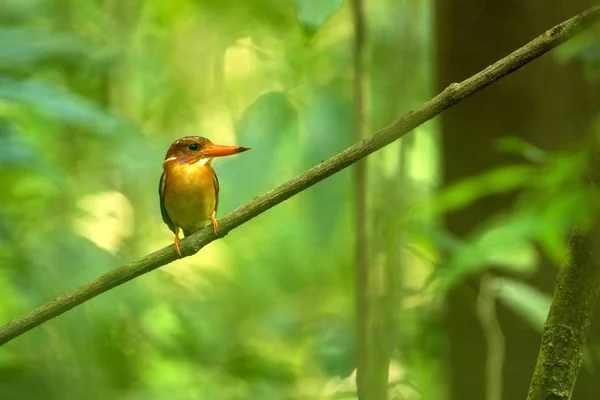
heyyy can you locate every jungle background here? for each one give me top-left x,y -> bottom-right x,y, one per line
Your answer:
1,0 -> 600,399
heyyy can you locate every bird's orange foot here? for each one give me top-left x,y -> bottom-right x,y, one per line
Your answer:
210,214 -> 218,235
174,233 -> 182,256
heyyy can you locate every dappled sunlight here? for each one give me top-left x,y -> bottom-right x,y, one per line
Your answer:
160,240 -> 235,294
224,37 -> 284,118
2,1 -> 597,399
73,191 -> 134,254
322,361 -> 420,399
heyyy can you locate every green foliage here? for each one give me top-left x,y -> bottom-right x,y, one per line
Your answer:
0,28 -> 90,73
496,277 -> 551,332
234,91 -> 299,196
0,0 -> 364,398
555,25 -> 600,79
0,121 -> 41,168
0,1 -> 596,399
294,0 -> 345,39
0,78 -> 122,135
424,147 -> 597,295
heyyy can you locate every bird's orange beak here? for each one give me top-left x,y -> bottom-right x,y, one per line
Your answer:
202,144 -> 251,158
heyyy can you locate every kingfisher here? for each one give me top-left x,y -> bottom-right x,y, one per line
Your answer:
159,136 -> 251,256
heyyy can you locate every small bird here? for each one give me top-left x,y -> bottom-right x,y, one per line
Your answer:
159,136 -> 250,256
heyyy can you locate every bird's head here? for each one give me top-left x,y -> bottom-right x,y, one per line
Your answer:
163,136 -> 251,167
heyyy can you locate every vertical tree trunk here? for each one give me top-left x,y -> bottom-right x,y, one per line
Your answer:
352,0 -> 374,398
436,1 -> 599,399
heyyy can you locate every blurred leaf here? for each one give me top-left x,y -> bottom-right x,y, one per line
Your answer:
0,120 -> 37,167
0,120 -> 65,183
221,91 -> 298,206
474,220 -> 539,272
554,29 -> 600,78
428,213 -> 540,291
494,136 -> 547,164
225,341 -> 297,383
430,165 -> 536,215
0,28 -> 90,73
141,304 -> 182,347
295,0 -> 344,39
193,0 -> 292,40
303,83 -> 352,245
0,78 -> 123,135
22,232 -> 120,300
237,91 -> 298,152
0,269 -> 27,321
496,277 -> 551,332
90,317 -> 140,391
428,150 -> 595,290
312,318 -> 355,378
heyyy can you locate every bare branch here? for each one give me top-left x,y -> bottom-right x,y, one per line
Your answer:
1,5 -> 599,346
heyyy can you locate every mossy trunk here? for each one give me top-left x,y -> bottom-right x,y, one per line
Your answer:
527,228 -> 600,400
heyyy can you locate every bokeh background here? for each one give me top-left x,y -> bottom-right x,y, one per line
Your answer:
1,0 -> 600,399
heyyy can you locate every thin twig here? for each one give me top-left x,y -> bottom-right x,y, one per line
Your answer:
1,5 -> 599,346
477,275 -> 505,400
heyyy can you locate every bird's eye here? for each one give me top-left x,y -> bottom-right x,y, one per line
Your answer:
188,143 -> 200,151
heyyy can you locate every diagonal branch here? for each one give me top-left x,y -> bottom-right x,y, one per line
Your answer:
1,5 -> 600,346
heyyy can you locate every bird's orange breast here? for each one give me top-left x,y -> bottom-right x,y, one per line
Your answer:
163,161 -> 217,235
